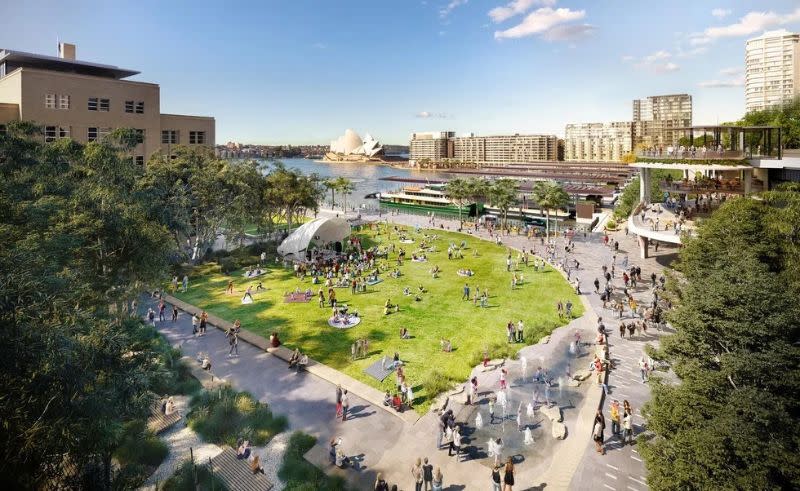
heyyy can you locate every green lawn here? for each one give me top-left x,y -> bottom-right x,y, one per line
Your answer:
175,227 -> 582,413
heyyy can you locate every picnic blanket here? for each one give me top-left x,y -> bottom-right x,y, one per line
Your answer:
366,278 -> 382,286
363,357 -> 394,382
284,293 -> 311,303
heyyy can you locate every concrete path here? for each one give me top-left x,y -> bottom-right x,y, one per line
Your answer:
147,210 -> 674,490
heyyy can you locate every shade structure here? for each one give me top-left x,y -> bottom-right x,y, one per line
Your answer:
277,217 -> 351,257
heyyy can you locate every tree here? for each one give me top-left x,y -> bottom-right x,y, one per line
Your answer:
487,179 -> 518,229
733,96 -> 800,149
445,178 -> 470,228
337,177 -> 356,213
0,122 -> 175,488
323,178 -> 338,210
641,195 -> 800,490
264,164 -> 323,228
531,180 -> 569,239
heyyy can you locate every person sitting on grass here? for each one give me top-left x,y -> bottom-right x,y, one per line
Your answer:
201,355 -> 212,371
400,327 -> 410,339
288,349 -> 301,369
403,287 -> 411,296
440,339 -> 452,352
418,285 -> 426,293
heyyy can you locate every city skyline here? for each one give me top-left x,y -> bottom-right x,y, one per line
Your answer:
2,0 -> 800,145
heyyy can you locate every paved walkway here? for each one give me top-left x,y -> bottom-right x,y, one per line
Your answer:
148,211 -> 674,490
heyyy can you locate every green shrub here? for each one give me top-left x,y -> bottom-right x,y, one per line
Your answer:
421,369 -> 457,400
218,257 -> 238,274
469,340 -> 517,366
187,386 -> 287,447
162,459 -> 228,491
606,219 -> 617,230
114,420 -> 169,468
279,432 -> 349,491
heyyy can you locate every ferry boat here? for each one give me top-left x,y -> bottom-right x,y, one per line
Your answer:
378,184 -> 478,216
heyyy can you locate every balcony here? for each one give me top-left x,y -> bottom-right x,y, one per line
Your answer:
635,125 -> 783,161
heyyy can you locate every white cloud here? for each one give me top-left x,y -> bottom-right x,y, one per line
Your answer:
704,7 -> 800,39
488,0 -> 556,23
440,0 -> 468,18
719,67 -> 743,76
541,23 -> 595,41
698,77 -> 745,88
494,7 -> 586,40
711,8 -> 731,18
626,50 -> 680,73
416,111 -> 449,119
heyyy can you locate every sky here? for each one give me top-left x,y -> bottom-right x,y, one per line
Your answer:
2,0 -> 800,145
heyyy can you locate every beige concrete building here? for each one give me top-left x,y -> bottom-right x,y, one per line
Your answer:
564,122 -> 633,162
745,30 -> 800,113
451,133 -> 557,164
409,131 -> 454,164
410,131 -> 557,165
632,94 -> 692,147
0,43 -> 214,163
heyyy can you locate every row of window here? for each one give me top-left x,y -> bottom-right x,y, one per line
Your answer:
45,94 -> 146,114
40,126 -> 206,145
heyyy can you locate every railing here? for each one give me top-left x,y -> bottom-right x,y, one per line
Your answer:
637,149 -> 744,160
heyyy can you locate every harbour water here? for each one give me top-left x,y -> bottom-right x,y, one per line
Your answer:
260,157 -> 449,208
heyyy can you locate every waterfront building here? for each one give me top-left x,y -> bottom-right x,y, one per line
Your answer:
632,94 -> 692,148
409,131 -> 557,165
745,30 -> 800,113
325,128 -> 384,161
451,133 -> 557,164
564,122 -> 633,162
409,131 -> 455,164
0,43 -> 215,164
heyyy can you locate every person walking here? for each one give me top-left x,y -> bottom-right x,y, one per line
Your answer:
411,458 -> 424,491
639,356 -> 649,383
191,313 -> 199,334
171,305 -> 178,322
422,457 -> 433,491
517,320 -> 524,343
503,457 -> 515,491
437,417 -> 445,449
158,301 -> 166,322
182,274 -> 188,292
622,409 -> 634,445
171,275 -> 179,292
340,389 -> 349,421
462,283 -> 470,300
199,311 -> 208,335
227,329 -> 239,356
449,425 -> 461,459
491,464 -> 503,491
147,308 -> 156,327
335,385 -> 343,419
374,473 -> 389,491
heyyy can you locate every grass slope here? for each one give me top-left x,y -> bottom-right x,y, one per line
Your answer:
175,227 -> 582,412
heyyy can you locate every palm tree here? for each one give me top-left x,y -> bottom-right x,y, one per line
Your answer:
323,179 -> 338,210
445,178 -> 470,228
338,177 -> 356,213
532,180 -> 570,241
488,178 -> 519,229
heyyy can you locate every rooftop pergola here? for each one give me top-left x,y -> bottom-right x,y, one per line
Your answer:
637,125 -> 782,160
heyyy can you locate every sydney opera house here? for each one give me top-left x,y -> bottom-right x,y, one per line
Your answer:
325,129 -> 384,162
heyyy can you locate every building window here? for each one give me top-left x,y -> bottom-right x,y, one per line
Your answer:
0,124 -> 6,136
88,127 -> 111,142
45,94 -> 56,109
134,156 -> 144,166
135,101 -> 144,114
44,126 -> 57,142
88,98 -> 98,111
99,98 -> 110,112
58,126 -> 70,139
58,94 -> 70,109
135,129 -> 144,144
125,100 -> 134,113
189,131 -> 206,144
161,130 -> 178,144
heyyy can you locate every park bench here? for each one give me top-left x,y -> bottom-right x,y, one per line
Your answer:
208,447 -> 273,491
147,400 -> 182,435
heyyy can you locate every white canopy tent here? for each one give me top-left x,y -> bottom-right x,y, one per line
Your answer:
277,217 -> 352,257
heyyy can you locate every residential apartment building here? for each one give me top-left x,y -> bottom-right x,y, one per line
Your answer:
0,43 -> 214,164
745,30 -> 800,113
451,133 -> 557,164
632,94 -> 692,147
409,131 -> 557,165
564,122 -> 633,162
409,131 -> 455,164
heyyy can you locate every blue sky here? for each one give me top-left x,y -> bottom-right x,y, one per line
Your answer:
2,0 -> 800,144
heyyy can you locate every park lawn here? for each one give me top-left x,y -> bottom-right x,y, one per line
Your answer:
175,227 -> 583,413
